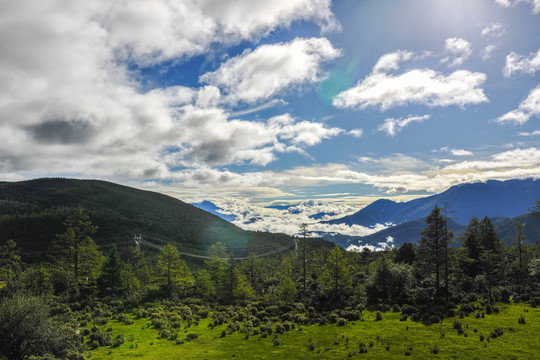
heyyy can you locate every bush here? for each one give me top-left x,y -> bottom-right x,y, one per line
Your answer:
392,304 -> 401,312
376,311 -> 383,321
400,314 -> 408,321
112,334 -> 125,347
337,318 -> 347,326
518,315 -> 526,324
490,328 -> 503,339
453,321 -> 462,330
358,342 -> 368,353
186,333 -> 199,341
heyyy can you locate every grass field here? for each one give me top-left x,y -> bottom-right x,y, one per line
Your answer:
84,304 -> 539,360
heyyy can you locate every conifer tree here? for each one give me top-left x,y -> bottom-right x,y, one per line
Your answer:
55,209 -> 103,284
418,206 -> 448,295
0,239 -> 20,288
157,243 -> 193,294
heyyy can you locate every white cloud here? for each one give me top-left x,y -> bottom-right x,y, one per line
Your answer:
372,50 -> 414,73
348,129 -> 364,138
435,146 -> 474,156
503,49 -> 540,77
482,45 -> 498,61
200,37 -> 340,104
497,86 -> 540,124
481,23 -> 506,38
518,130 -> 540,136
494,0 -> 540,14
333,68 -> 488,111
441,37 -> 472,67
0,1 -> 345,178
377,114 -> 431,137
443,147 -> 540,170
103,0 -> 339,65
450,149 -> 474,156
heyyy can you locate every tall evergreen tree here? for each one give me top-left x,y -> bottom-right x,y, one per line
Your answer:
277,256 -> 297,303
418,206 -> 447,295
461,217 -> 482,277
320,245 -> 352,300
55,209 -> 103,284
512,222 -> 526,271
157,243 -> 193,294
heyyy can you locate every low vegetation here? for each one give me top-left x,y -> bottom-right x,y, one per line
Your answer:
0,201 -> 538,359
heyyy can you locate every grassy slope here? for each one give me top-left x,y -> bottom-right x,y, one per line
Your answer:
86,304 -> 539,360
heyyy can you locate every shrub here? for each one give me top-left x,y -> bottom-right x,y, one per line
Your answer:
159,330 -> 171,339
112,334 -> 125,347
490,328 -> 503,339
337,318 -> 347,326
186,333 -> 198,341
518,315 -> 526,324
376,311 -> 383,321
453,321 -> 462,330
401,305 -> 417,316
358,342 -> 368,353
328,313 -> 339,324
275,323 -> 285,334
272,338 -> 282,346
446,309 -> 456,318
392,304 -> 401,312
400,314 -> 408,321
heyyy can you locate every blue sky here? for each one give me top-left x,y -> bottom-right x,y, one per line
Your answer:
0,0 -> 539,235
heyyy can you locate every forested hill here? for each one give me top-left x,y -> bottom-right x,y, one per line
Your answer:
0,178 -> 331,260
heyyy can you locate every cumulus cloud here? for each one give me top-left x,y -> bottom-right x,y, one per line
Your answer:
200,37 -> 341,104
441,37 -> 472,67
495,0 -> 540,14
333,68 -> 487,111
497,86 -> 540,124
503,49 -> 540,77
332,47 -> 487,111
0,0 -> 345,178
377,114 -> 431,137
372,50 -> 414,73
103,0 -> 339,65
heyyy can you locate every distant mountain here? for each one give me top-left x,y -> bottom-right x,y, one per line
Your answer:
325,179 -> 540,227
191,200 -> 236,222
0,178 -> 332,261
322,214 -> 540,249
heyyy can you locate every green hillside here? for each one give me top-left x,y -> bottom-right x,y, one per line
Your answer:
0,178 -> 330,260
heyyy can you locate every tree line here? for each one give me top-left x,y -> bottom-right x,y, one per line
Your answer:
1,201 -> 538,309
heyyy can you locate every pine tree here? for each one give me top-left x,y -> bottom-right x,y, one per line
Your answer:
0,239 -> 20,288
320,245 -> 352,300
55,209 -> 103,284
277,256 -> 297,303
418,206 -> 447,295
157,243 -> 193,295
461,217 -> 482,277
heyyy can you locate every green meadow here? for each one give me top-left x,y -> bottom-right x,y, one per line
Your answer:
84,303 -> 539,360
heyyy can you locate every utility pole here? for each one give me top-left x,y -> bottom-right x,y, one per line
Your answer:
299,223 -> 309,292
